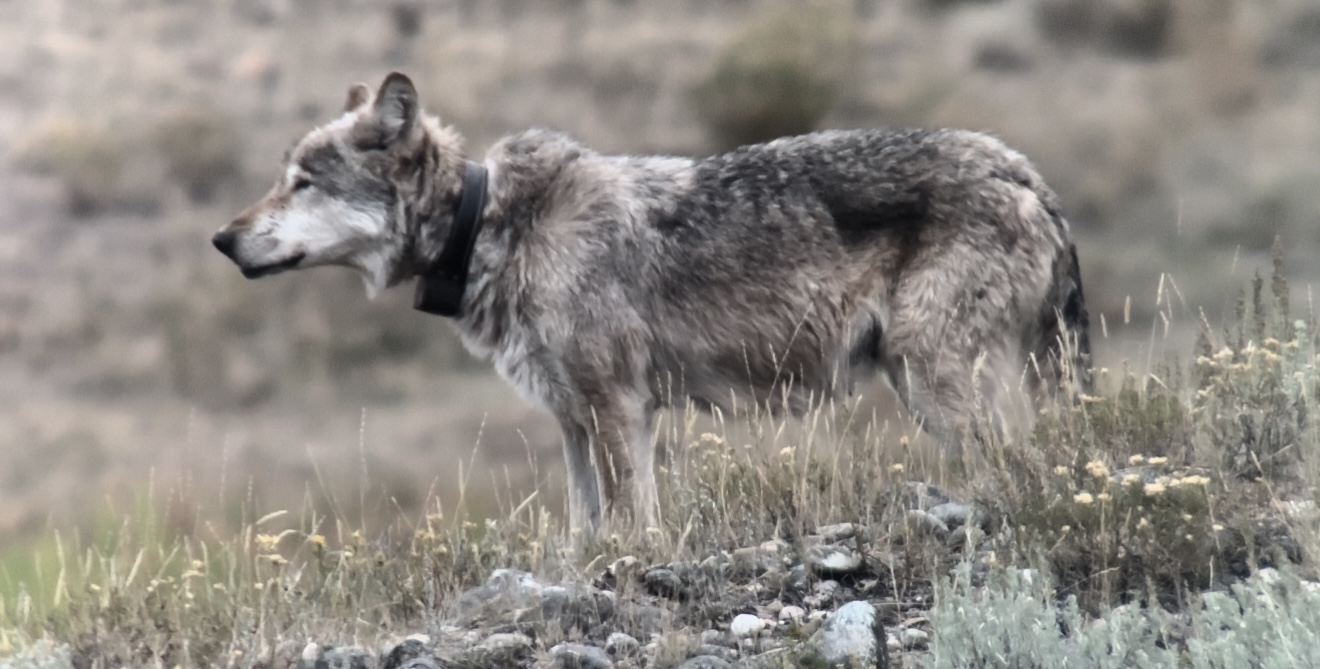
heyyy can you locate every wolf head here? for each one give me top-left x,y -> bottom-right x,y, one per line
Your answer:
212,72 -> 465,297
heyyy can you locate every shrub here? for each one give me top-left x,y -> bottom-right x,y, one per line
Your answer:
691,5 -> 858,152
151,106 -> 244,204
11,118 -> 128,217
924,561 -> 1320,668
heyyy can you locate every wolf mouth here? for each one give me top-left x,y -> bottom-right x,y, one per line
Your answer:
241,252 -> 305,279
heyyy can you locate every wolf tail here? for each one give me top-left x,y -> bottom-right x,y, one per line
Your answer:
1037,241 -> 1093,398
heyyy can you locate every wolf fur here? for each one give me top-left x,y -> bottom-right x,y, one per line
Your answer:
213,72 -> 1091,535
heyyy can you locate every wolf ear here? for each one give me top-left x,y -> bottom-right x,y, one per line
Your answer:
344,82 -> 372,112
371,72 -> 418,144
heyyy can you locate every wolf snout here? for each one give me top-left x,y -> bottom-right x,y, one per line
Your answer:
212,229 -> 238,259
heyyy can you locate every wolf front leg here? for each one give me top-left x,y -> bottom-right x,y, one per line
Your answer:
559,421 -> 604,537
583,393 -> 659,535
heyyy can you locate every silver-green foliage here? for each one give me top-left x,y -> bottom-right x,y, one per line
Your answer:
925,562 -> 1320,669
1187,570 -> 1320,669
921,562 -> 1177,668
0,641 -> 73,669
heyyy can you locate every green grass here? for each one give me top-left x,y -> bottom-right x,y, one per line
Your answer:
1,249 -> 1318,666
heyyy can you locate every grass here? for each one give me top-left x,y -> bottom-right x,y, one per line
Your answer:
1,251 -> 1318,666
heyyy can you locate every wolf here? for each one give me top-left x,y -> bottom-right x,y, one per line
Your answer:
212,71 -> 1091,536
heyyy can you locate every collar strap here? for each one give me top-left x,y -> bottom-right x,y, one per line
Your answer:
414,160 -> 488,318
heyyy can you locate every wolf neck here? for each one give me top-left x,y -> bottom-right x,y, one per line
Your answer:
389,123 -> 470,286
412,161 -> 488,317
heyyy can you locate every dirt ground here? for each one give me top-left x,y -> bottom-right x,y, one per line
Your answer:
2,0 -> 1319,547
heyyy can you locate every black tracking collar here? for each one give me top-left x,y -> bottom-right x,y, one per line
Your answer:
414,160 -> 488,318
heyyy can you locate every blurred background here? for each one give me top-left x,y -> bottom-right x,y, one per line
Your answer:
1,0 -> 1319,555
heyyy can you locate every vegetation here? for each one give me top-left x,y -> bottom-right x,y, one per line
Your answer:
1,251 -> 1317,666
690,5 -> 857,151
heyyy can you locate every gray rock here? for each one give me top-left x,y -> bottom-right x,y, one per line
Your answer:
456,569 -> 613,634
549,642 -> 614,669
787,564 -> 811,592
695,644 -> 739,660
605,632 -> 640,657
946,525 -> 986,551
929,502 -> 973,529
676,656 -> 733,669
807,545 -> 864,576
779,605 -> 806,622
731,540 -> 787,575
466,632 -> 533,665
305,644 -> 374,669
379,638 -> 438,669
700,629 -> 726,645
813,522 -> 858,542
643,567 -> 684,598
900,628 -> 930,650
808,600 -> 885,668
904,481 -> 955,508
730,613 -> 768,638
904,509 -> 950,539
804,579 -> 840,609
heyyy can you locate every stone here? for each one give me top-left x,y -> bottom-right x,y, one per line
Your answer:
814,522 -> 858,541
456,569 -> 614,635
675,656 -> 733,669
605,632 -> 640,657
804,579 -> 840,609
904,509 -> 950,539
549,642 -> 614,669
929,502 -> 974,529
779,605 -> 807,622
730,613 -> 768,638
808,600 -> 885,668
807,545 -> 864,576
468,632 -> 533,664
643,567 -> 684,598
901,628 -> 930,650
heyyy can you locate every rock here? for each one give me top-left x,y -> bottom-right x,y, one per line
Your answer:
549,642 -> 614,669
808,600 -> 885,668
904,509 -> 950,539
901,628 -> 930,650
779,605 -> 806,622
467,632 -> 533,664
946,525 -> 986,551
304,644 -> 374,669
787,564 -> 811,592
455,569 -> 614,635
929,502 -> 974,529
814,522 -> 858,542
904,481 -> 955,508
597,555 -> 641,590
804,579 -> 840,609
695,645 -> 738,660
731,541 -> 787,576
643,567 -> 684,598
613,602 -> 673,641
730,613 -> 768,638
807,545 -> 864,576
605,632 -> 640,657
676,656 -> 733,669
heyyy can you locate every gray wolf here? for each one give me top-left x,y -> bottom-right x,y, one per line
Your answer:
212,71 -> 1091,535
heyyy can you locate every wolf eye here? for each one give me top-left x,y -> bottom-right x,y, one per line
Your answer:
292,177 -> 313,192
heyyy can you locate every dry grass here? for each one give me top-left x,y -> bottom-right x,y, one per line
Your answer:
2,2 -> 1320,662
1,256 -> 1317,666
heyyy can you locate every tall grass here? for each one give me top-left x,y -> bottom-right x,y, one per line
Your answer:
1,249 -> 1316,665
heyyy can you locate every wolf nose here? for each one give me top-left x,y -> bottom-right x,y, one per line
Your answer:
212,230 -> 238,258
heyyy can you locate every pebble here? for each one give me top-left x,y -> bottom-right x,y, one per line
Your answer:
730,613 -> 768,638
